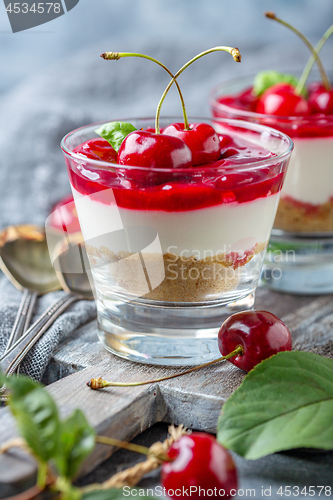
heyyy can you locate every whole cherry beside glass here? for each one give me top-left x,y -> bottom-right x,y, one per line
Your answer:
162,122 -> 221,165
218,310 -> 292,373
87,310 -> 293,391
161,433 -> 238,500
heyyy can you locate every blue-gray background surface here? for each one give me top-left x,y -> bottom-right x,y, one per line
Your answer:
1,0 -> 333,94
1,0 -> 333,226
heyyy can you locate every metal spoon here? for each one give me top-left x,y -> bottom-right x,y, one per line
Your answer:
0,225 -> 61,353
0,231 -> 94,382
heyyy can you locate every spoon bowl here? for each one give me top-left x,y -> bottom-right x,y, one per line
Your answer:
0,227 -> 95,387
0,225 -> 60,293
0,225 -> 61,355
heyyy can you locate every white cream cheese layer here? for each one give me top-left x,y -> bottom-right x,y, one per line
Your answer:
282,136 -> 333,205
71,186 -> 279,258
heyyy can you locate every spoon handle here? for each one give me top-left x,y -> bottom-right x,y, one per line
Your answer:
0,294 -> 79,377
4,289 -> 38,354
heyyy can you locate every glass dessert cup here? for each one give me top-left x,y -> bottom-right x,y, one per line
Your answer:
61,117 -> 292,366
210,77 -> 333,294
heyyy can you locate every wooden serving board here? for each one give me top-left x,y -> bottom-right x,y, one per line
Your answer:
1,288 -> 333,493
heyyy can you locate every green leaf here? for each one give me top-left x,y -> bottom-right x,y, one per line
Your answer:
0,371 -> 39,396
217,351 -> 333,459
4,375 -> 60,462
253,70 -> 306,97
54,409 -> 95,479
95,121 -> 137,152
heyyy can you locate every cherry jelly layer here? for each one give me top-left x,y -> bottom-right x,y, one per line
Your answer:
214,86 -> 333,138
66,134 -> 284,212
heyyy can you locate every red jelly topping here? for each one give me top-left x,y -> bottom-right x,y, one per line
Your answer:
214,85 -> 333,138
66,134 -> 284,212
281,195 -> 333,215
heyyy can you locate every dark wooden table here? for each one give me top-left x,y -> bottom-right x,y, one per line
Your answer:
1,286 -> 333,499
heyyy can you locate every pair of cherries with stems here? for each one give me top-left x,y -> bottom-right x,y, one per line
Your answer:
257,12 -> 333,116
100,45 -> 241,168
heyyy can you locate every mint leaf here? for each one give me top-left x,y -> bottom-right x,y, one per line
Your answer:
4,375 -> 60,462
54,409 -> 95,480
253,70 -> 306,96
217,351 -> 333,459
95,121 -> 137,152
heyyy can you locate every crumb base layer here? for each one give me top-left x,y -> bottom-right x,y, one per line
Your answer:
86,245 -> 264,365
274,197 -> 333,233
88,243 -> 266,366
87,243 -> 266,302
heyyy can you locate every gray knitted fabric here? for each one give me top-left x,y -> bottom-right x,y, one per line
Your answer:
0,39 -> 332,381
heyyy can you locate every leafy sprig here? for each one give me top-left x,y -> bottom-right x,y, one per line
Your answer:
2,350 -> 333,498
0,372 -> 158,500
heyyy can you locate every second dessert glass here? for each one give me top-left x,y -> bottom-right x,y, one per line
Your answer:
61,117 -> 292,365
210,77 -> 333,294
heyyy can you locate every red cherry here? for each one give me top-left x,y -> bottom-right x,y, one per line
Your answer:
161,433 -> 238,500
48,195 -> 81,234
162,122 -> 221,165
218,310 -> 292,372
117,130 -> 192,169
308,83 -> 333,115
74,138 -> 118,163
217,88 -> 258,113
256,82 -> 310,116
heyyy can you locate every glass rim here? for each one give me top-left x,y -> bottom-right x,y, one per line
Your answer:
209,75 -> 333,122
61,116 -> 294,173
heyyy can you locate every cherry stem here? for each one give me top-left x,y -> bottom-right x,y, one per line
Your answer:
265,12 -> 331,92
95,435 -> 170,462
87,345 -> 243,389
101,52 -> 189,130
155,46 -> 242,134
296,24 -> 333,95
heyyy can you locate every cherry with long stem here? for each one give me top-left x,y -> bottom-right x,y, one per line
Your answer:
87,345 -> 243,389
265,12 -> 331,92
87,311 -> 292,390
96,435 -> 170,462
296,23 -> 333,95
101,51 -> 189,129
155,46 -> 241,133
